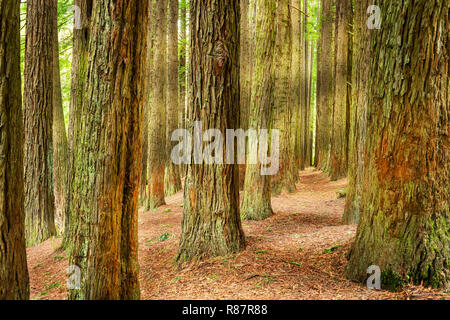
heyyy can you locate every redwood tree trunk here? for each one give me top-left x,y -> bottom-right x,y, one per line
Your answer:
241,0 -> 276,221
329,0 -> 351,181
52,0 -> 69,233
271,0 -> 296,194
347,0 -> 449,290
68,0 -> 148,299
176,0 -> 246,262
0,0 -> 30,299
147,0 -> 167,210
23,0 -> 57,246
165,0 -> 182,196
315,0 -> 333,172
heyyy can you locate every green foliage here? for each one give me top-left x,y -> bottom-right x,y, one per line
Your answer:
158,232 -> 171,242
323,245 -> 342,254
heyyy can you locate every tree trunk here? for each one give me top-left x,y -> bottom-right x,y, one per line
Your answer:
271,0 -> 296,194
140,0 -> 154,205
315,0 -> 333,171
52,0 -> 69,234
290,0 -> 301,177
330,0 -> 351,180
176,0 -> 246,262
347,0 -> 449,290
343,0 -> 369,224
147,0 -> 167,210
63,0 -> 92,249
241,0 -> 276,221
23,0 -> 57,246
165,0 -> 182,196
239,0 -> 251,190
0,0 -> 30,299
68,0 -> 148,299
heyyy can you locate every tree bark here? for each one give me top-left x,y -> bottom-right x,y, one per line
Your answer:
23,0 -> 57,246
147,0 -> 167,210
0,0 -> 30,299
315,0 -> 333,171
176,0 -> 246,262
272,0 -> 296,194
165,0 -> 182,196
330,0 -> 351,180
68,0 -> 148,299
52,0 -> 69,234
347,0 -> 449,290
343,0 -> 369,224
241,0 -> 276,221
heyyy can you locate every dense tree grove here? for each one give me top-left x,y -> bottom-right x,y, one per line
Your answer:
0,0 -> 448,300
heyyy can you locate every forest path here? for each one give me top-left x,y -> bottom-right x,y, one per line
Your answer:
27,168 -> 449,300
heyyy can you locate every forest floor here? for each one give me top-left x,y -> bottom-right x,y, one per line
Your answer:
27,168 -> 450,300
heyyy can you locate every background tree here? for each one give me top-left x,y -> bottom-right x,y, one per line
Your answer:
147,0 -> 167,209
0,0 -> 30,299
343,0 -> 369,224
329,0 -> 351,180
314,0 -> 333,171
165,0 -> 182,196
52,0 -> 69,233
23,0 -> 57,246
347,0 -> 449,289
271,0 -> 296,194
68,0 -> 148,299
176,0 -> 246,262
241,0 -> 277,221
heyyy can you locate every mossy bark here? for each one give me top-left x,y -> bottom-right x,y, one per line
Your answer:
23,0 -> 57,246
0,0 -> 30,299
241,0 -> 276,221
347,0 -> 449,289
176,0 -> 246,263
68,0 -> 148,299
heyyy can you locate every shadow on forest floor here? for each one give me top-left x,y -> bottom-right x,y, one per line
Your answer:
26,168 -> 450,300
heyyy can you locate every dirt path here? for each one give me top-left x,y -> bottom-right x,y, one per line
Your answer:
27,168 -> 449,300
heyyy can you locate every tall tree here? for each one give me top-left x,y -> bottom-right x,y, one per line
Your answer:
179,1 -> 187,134
140,1 -> 154,205
343,0 -> 369,224
147,0 -> 167,209
315,0 -> 333,171
241,0 -> 276,221
52,0 -> 69,233
165,0 -> 182,196
23,0 -> 57,246
347,0 -> 449,289
68,0 -> 148,299
239,0 -> 251,189
63,0 -> 92,249
271,0 -> 296,194
176,0 -> 245,262
0,0 -> 30,299
290,0 -> 301,176
329,0 -> 351,180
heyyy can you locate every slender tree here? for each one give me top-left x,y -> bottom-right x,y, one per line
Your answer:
147,0 -> 167,209
343,0 -> 369,224
329,0 -> 351,180
347,0 -> 449,289
68,0 -> 148,299
315,0 -> 333,171
0,0 -> 30,299
63,0 -> 92,249
52,0 -> 69,233
176,0 -> 246,262
271,0 -> 296,194
165,0 -> 182,196
23,0 -> 57,246
241,0 -> 277,221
